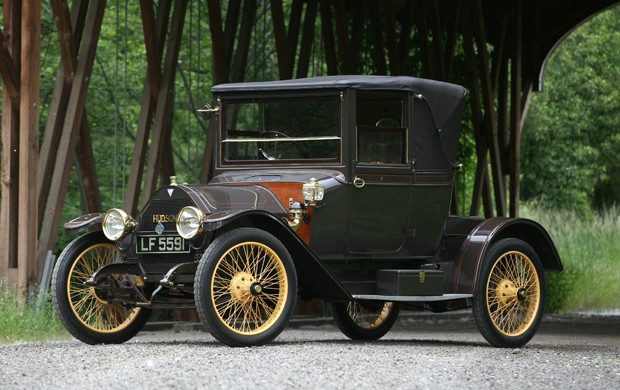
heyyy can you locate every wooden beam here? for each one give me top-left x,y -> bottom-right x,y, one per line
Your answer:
0,0 -> 21,285
497,52 -> 509,172
286,0 -> 303,77
398,0 -> 415,73
319,0 -> 338,75
142,0 -> 187,200
51,0 -> 76,79
38,0 -> 89,224
37,0 -> 106,279
0,35 -> 20,105
444,2 -> 461,80
75,115 -> 102,213
429,0 -> 446,79
124,0 -> 172,214
462,2 -> 491,217
383,1 -> 400,75
18,0 -> 40,294
270,0 -> 290,79
509,2 -> 523,217
140,0 -> 161,101
333,0 -> 350,74
223,0 -> 241,69
350,3 -> 363,73
296,0 -> 317,78
231,0 -> 257,83
471,0 -> 506,216
207,0 -> 227,84
369,1 -> 386,75
415,4 -> 432,78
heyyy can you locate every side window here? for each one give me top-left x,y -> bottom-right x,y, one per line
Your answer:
356,91 -> 407,165
357,126 -> 407,165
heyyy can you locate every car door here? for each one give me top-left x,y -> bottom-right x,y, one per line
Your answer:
345,125 -> 413,255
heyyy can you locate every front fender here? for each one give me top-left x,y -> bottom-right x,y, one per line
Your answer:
212,210 -> 352,302
452,217 -> 562,294
64,213 -> 104,236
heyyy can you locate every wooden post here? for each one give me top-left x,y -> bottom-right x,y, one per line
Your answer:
18,0 -> 40,295
0,0 -> 21,288
142,0 -> 187,199
36,0 -> 106,280
509,3 -> 523,217
125,0 -> 172,215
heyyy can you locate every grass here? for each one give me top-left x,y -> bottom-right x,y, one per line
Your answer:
522,205 -> 620,313
0,282 -> 68,344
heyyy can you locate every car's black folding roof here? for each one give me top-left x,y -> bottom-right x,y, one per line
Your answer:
212,76 -> 467,171
212,75 -> 463,95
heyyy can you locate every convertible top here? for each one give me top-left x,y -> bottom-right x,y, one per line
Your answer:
212,75 -> 467,170
212,75 -> 462,93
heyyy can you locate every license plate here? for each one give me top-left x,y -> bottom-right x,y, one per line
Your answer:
136,235 -> 190,254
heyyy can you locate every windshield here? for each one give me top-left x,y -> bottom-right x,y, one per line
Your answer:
220,95 -> 341,165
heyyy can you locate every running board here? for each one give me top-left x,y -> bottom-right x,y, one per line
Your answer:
352,293 -> 473,302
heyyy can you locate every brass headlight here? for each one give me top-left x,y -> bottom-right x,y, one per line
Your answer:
102,208 -> 135,241
176,206 -> 205,239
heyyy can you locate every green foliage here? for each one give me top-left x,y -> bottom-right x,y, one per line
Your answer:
0,283 -> 68,344
522,205 -> 620,313
37,2 -> 214,253
522,6 -> 620,211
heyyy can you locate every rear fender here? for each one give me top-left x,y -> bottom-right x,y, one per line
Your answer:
210,210 -> 352,302
452,217 -> 562,294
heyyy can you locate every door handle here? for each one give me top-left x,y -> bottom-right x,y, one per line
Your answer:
353,176 -> 365,188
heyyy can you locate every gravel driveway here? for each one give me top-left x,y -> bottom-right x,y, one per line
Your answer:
1,313 -> 618,390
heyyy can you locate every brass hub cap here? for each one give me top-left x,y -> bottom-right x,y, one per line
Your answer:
486,250 -> 540,337
495,279 -> 518,307
229,272 -> 255,304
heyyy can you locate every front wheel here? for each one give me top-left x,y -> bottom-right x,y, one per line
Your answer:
51,231 -> 150,344
330,301 -> 400,340
194,228 -> 298,346
472,238 -> 545,348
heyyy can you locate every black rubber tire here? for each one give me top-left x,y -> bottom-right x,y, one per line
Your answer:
330,301 -> 400,340
51,231 -> 150,345
194,228 -> 297,347
472,238 -> 546,348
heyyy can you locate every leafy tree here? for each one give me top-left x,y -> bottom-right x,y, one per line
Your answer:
522,5 -> 620,211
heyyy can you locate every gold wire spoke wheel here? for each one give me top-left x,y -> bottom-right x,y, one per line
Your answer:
210,241 -> 288,336
347,301 -> 394,330
331,300 -> 400,340
67,243 -> 141,333
485,250 -> 541,337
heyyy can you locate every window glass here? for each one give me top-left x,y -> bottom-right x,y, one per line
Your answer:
357,126 -> 407,165
356,91 -> 407,165
222,96 -> 341,164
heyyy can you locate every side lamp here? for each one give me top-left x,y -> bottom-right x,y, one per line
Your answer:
302,178 -> 325,206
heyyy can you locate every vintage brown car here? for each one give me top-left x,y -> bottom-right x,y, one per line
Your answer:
52,76 -> 562,348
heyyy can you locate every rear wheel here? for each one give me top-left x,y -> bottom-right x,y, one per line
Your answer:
472,238 -> 545,347
51,231 -> 150,344
195,228 -> 297,346
331,301 -> 400,340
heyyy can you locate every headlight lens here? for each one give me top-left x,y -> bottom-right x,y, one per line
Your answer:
102,208 -> 135,241
176,206 -> 205,239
